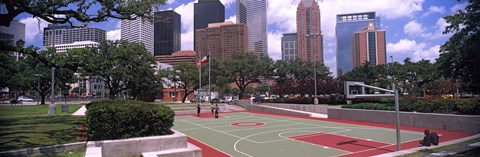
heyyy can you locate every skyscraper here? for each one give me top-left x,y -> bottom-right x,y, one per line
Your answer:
236,0 -> 268,55
194,0 -> 225,51
43,24 -> 105,49
352,22 -> 386,67
336,12 -> 378,76
154,10 -> 181,56
281,33 -> 298,61
296,0 -> 323,63
121,17 -> 154,53
195,22 -> 248,62
0,20 -> 25,60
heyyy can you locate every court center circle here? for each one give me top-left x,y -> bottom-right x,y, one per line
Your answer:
230,122 -> 265,127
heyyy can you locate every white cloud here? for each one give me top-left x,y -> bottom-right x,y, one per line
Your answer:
220,0 -> 235,8
450,2 -> 468,12
403,20 -> 425,35
421,5 -> 446,17
166,0 -> 175,4
267,32 -> 282,60
387,39 -> 440,62
174,2 -> 195,50
19,17 -> 49,44
227,15 -> 236,23
107,29 -> 121,41
412,45 -> 440,62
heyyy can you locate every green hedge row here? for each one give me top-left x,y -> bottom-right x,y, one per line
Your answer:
86,99 -> 175,141
342,98 -> 480,115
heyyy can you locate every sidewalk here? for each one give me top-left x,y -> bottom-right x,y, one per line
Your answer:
72,105 -> 86,116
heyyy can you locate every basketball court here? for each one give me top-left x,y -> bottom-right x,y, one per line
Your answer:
174,111 -> 473,157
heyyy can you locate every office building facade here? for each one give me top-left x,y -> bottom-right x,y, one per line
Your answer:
121,17 -> 154,53
281,33 -> 298,61
194,0 -> 225,51
297,0 -> 323,63
352,22 -> 386,67
43,24 -> 105,49
154,10 -> 181,56
336,12 -> 379,76
53,41 -> 100,53
236,0 -> 268,55
195,22 -> 248,62
0,20 -> 25,60
155,50 -> 197,65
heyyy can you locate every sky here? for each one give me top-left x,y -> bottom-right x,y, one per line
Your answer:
15,0 -> 468,76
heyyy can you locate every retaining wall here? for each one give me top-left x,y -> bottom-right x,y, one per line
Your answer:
0,142 -> 85,157
235,100 -> 310,116
328,108 -> 480,133
261,103 -> 340,114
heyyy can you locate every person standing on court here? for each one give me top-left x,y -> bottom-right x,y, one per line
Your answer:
214,104 -> 220,119
210,103 -> 215,115
197,104 -> 201,117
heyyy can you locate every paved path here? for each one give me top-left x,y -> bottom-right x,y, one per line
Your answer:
72,105 -> 87,116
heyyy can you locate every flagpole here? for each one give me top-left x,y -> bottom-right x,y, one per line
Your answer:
198,53 -> 201,104
208,53 -> 211,102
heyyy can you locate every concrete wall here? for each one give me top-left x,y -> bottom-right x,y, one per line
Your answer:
328,108 -> 480,133
0,142 -> 85,156
235,100 -> 310,116
261,103 -> 340,114
87,130 -> 190,157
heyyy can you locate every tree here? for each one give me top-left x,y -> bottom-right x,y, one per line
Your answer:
219,52 -> 274,99
162,62 -> 200,103
438,0 -> 480,93
0,0 -> 166,27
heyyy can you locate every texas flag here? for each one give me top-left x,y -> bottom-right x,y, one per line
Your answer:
196,55 -> 209,69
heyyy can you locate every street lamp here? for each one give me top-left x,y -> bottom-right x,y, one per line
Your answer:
34,74 -> 44,105
305,33 -> 321,105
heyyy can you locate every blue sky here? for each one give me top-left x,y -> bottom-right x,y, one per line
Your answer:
16,0 -> 468,76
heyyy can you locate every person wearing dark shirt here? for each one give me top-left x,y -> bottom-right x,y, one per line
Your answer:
214,104 -> 220,119
196,104 -> 201,117
419,129 -> 439,146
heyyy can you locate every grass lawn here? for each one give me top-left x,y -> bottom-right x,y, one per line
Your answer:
0,104 -> 82,117
0,115 -> 85,152
401,137 -> 480,157
27,146 -> 86,157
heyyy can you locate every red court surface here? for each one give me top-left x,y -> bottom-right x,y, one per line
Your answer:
290,133 -> 390,152
178,111 -> 475,157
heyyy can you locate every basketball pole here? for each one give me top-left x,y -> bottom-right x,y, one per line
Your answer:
393,84 -> 401,151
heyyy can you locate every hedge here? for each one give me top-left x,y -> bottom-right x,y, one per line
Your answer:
86,99 -> 175,141
341,98 -> 480,115
264,95 -> 346,105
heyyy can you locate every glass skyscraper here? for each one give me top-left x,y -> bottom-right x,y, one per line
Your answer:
194,0 -> 225,51
236,0 -> 268,55
154,10 -> 181,56
336,12 -> 378,76
281,33 -> 298,61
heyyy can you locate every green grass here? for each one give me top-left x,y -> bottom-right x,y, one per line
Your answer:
0,115 -> 85,151
401,137 -> 480,157
0,104 -> 82,117
27,146 -> 86,157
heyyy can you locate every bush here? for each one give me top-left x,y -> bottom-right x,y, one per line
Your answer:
342,98 -> 480,115
86,99 -> 175,141
264,95 -> 346,105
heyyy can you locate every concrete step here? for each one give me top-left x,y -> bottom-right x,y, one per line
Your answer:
142,143 -> 201,157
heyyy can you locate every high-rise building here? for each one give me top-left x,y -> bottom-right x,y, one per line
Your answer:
195,21 -> 248,62
155,50 -> 197,65
121,17 -> 154,53
154,10 -> 181,56
296,0 -> 323,63
236,0 -> 268,55
53,41 -> 100,53
0,20 -> 25,60
352,22 -> 386,67
281,33 -> 298,61
194,0 -> 225,51
336,12 -> 378,76
43,24 -> 105,49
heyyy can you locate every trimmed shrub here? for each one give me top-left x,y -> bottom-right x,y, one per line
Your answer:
86,99 -> 175,141
264,95 -> 346,105
342,103 -> 395,111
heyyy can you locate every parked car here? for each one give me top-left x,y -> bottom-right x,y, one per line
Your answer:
17,96 -> 33,102
190,98 -> 205,103
253,96 -> 265,103
210,98 -> 221,103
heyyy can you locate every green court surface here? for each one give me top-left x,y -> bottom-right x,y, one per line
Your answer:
173,111 -> 431,157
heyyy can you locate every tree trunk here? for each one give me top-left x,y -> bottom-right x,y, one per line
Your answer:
109,93 -> 115,99
238,87 -> 245,100
41,95 -> 46,105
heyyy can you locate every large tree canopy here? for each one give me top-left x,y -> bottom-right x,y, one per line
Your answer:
438,0 -> 480,92
0,0 -> 166,27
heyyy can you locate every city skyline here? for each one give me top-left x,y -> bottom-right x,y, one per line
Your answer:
14,0 -> 465,76
236,0 -> 268,55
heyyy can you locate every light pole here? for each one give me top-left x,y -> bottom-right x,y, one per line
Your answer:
34,74 -> 43,105
49,67 -> 56,115
305,33 -> 321,105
